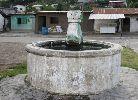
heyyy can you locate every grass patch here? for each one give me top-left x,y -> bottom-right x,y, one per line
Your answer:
121,47 -> 138,70
0,63 -> 27,80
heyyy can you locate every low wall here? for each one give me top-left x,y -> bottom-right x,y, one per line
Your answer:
26,40 -> 122,95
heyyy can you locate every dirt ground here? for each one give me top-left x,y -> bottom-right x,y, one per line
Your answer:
0,32 -> 138,71
0,42 -> 27,70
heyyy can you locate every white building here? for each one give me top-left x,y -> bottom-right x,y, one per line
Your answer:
0,14 -> 4,32
89,8 -> 138,33
13,5 -> 26,13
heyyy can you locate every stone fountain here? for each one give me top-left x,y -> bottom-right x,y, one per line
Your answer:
26,10 -> 122,95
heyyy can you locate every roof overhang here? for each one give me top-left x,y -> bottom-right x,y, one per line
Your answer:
89,14 -> 125,19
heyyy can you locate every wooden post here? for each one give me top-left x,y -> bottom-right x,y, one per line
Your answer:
35,14 -> 38,34
120,19 -> 123,37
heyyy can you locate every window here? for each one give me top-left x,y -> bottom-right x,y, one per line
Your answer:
17,18 -> 27,24
17,18 -> 21,24
50,17 -> 59,24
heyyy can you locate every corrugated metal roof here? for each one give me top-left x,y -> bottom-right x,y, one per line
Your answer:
93,8 -> 138,14
89,14 -> 125,19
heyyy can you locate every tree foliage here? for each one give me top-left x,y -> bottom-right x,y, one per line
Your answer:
0,0 -> 36,7
56,3 -> 63,11
127,0 -> 138,8
42,5 -> 56,11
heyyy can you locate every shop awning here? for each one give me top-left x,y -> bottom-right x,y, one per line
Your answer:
89,14 -> 125,19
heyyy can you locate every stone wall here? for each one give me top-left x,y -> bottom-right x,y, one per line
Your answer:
26,40 -> 122,95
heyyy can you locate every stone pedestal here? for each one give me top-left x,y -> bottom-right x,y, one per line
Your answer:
66,10 -> 83,44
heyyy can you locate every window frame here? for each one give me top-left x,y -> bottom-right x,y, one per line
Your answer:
17,17 -> 28,24
50,16 -> 59,24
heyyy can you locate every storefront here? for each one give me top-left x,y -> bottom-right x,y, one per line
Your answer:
35,11 -> 94,35
89,14 -> 125,33
11,14 -> 35,32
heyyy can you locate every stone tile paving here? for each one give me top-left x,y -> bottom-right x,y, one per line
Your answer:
0,67 -> 138,100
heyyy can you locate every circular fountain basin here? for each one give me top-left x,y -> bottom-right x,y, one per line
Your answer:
26,40 -> 122,95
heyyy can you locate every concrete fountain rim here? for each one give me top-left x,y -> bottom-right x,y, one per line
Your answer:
25,40 -> 122,57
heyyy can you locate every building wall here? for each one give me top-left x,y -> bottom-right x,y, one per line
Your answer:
0,14 -> 4,31
82,13 -> 94,33
36,12 -> 94,34
130,16 -> 138,32
36,12 -> 68,34
11,15 -> 35,31
94,15 -> 138,33
94,19 -> 116,32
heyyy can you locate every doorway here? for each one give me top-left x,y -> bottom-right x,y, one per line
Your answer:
122,17 -> 130,32
38,16 -> 46,32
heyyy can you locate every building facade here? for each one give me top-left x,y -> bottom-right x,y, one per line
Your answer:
11,14 -> 35,32
35,11 -> 94,35
91,8 -> 138,33
0,14 -> 4,32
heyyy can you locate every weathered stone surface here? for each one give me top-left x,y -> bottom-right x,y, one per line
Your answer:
0,67 -> 138,100
67,10 -> 82,23
26,40 -> 122,95
66,10 -> 83,44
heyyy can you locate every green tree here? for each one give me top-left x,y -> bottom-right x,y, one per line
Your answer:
83,3 -> 92,11
56,3 -> 63,11
127,0 -> 138,8
42,5 -> 56,11
0,0 -> 36,7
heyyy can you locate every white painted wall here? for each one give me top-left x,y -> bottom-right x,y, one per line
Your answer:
100,26 -> 116,33
130,17 -> 138,32
94,19 -> 116,32
94,16 -> 138,33
0,14 -> 4,32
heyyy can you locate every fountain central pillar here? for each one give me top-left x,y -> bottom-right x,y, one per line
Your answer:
66,10 -> 83,45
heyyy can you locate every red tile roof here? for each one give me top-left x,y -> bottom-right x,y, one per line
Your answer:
93,8 -> 138,14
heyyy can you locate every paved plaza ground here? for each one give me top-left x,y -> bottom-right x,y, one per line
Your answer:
0,32 -> 138,69
0,67 -> 138,100
0,32 -> 138,100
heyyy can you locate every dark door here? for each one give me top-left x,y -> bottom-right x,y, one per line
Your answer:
38,16 -> 46,32
122,17 -> 130,32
